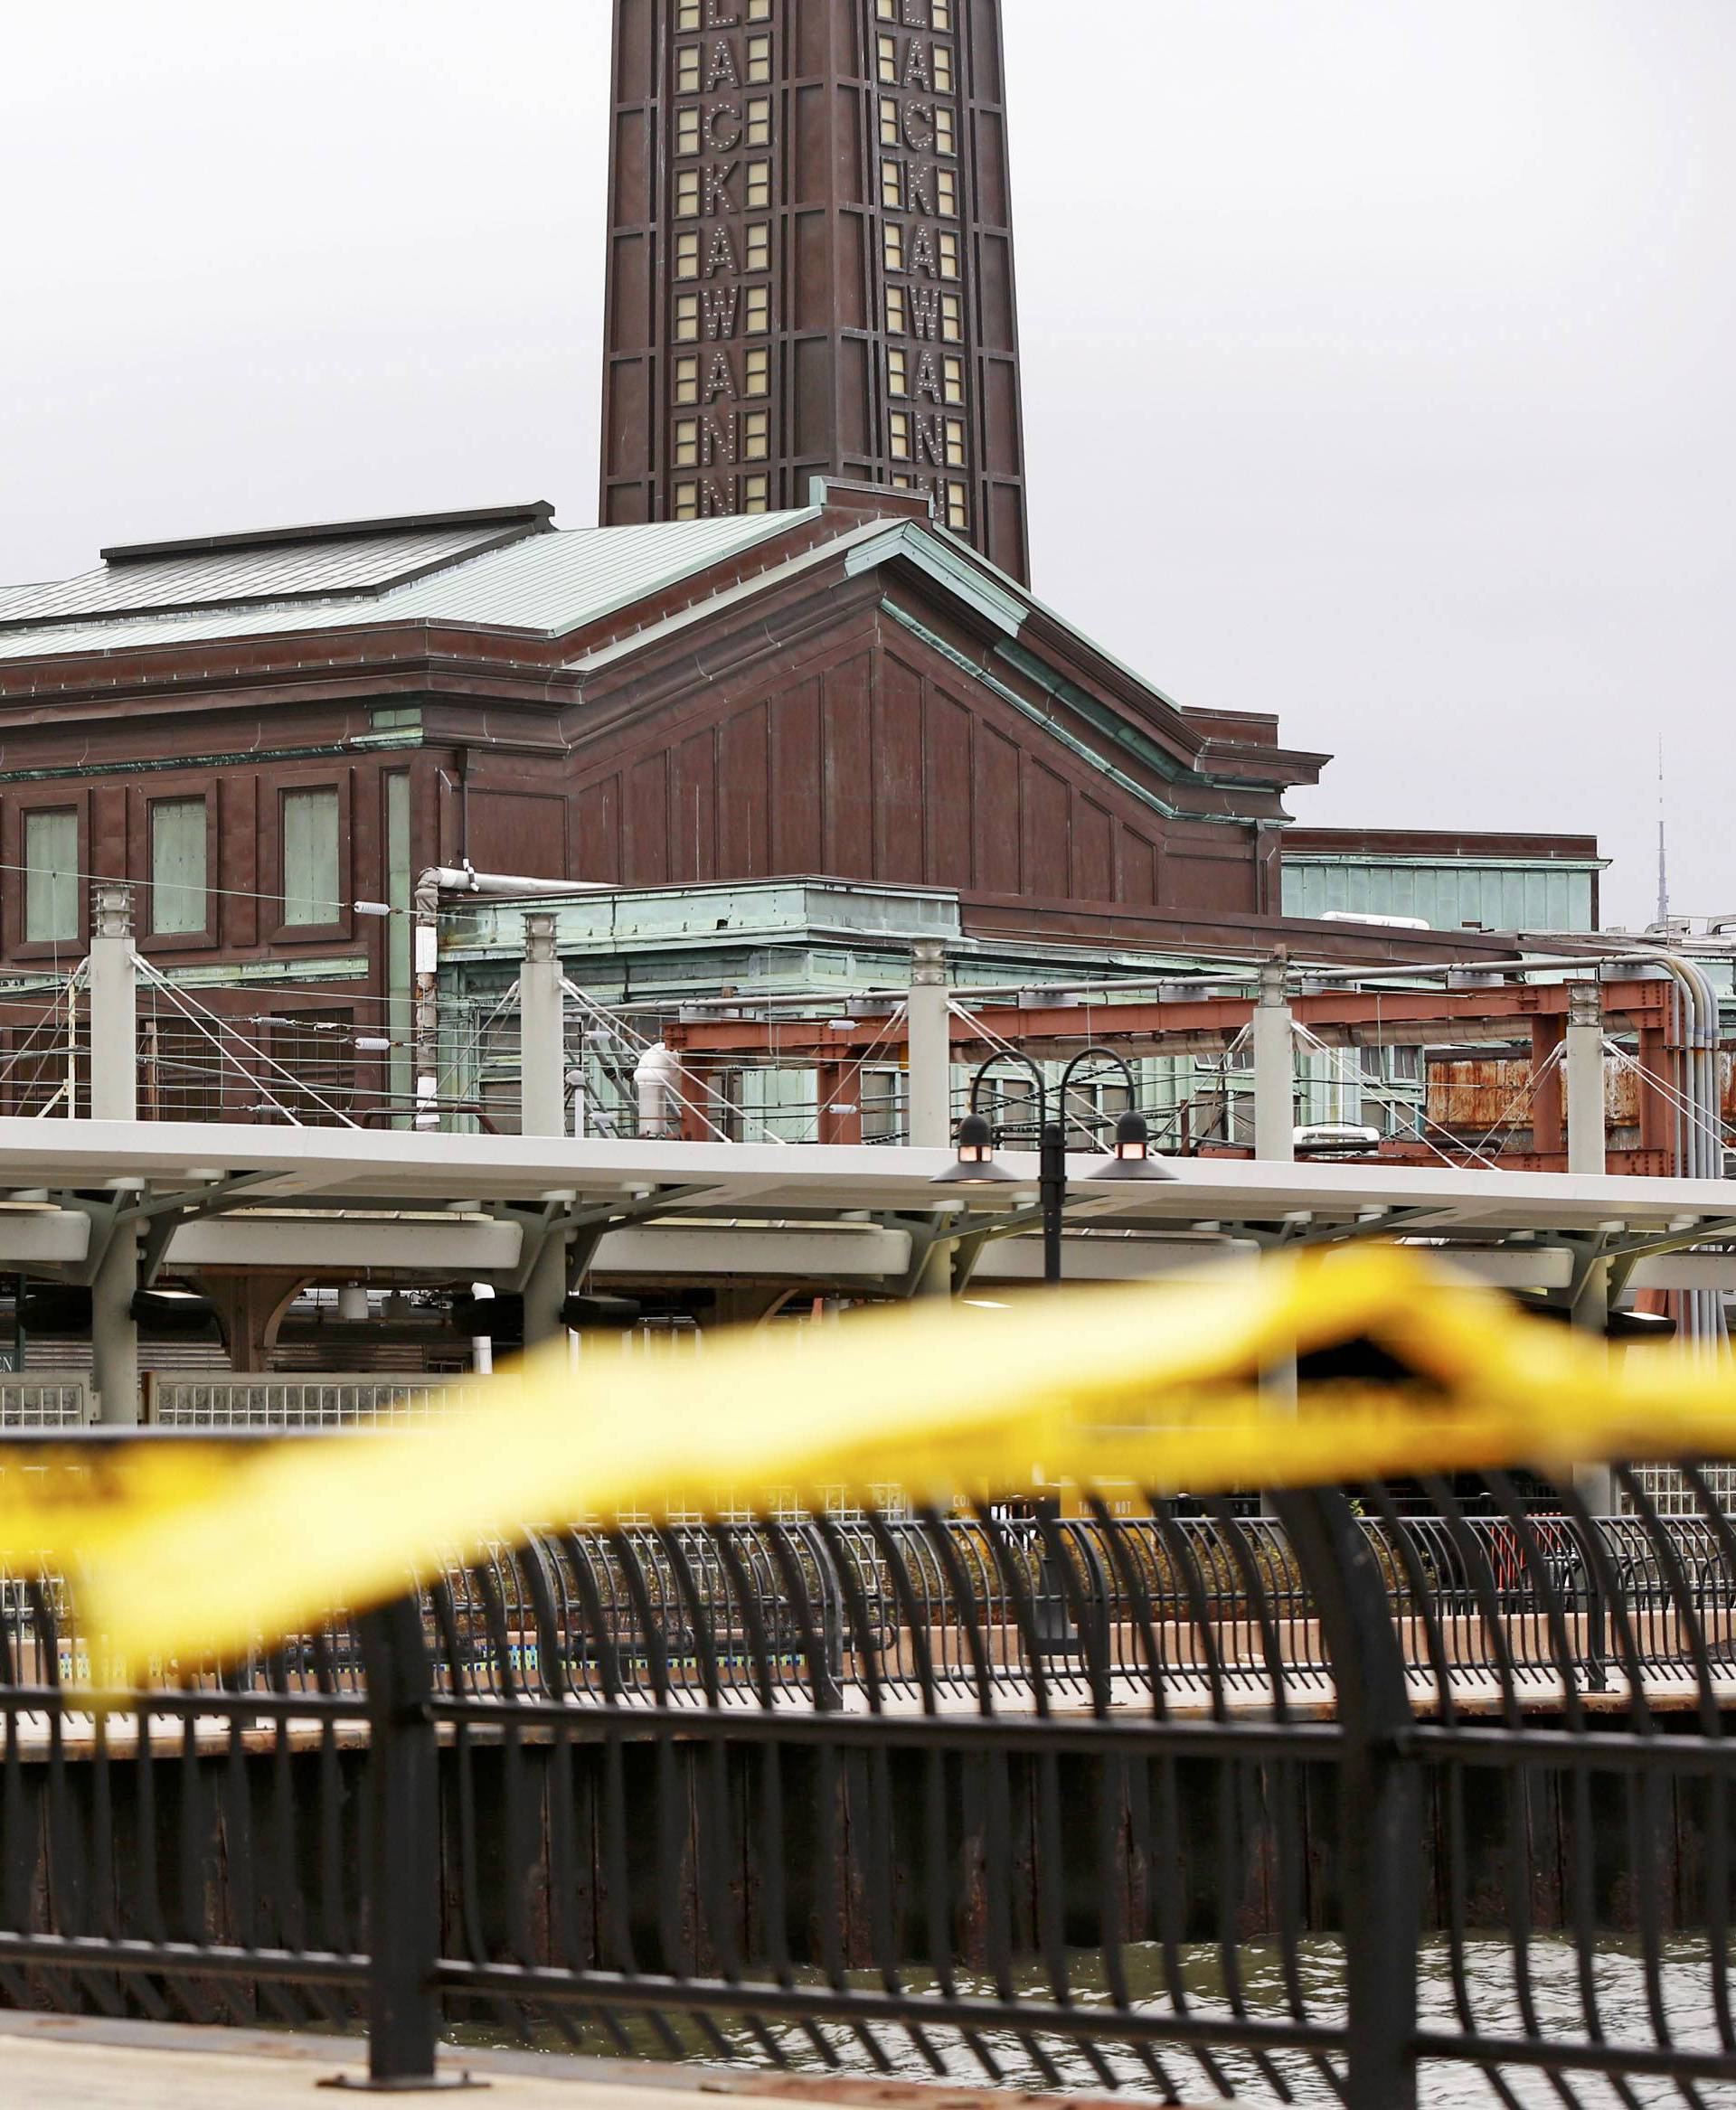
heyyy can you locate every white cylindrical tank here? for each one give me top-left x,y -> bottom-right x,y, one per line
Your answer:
634,1042 -> 682,1140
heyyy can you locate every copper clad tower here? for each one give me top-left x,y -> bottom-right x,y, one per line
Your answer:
600,0 -> 1030,582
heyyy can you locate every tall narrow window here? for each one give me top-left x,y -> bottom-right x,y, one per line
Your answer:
150,797 -> 207,937
23,810 -> 77,944
281,787 -> 340,928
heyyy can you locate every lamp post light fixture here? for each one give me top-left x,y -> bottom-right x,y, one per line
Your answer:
1084,1111 -> 1176,1182
934,1112 -> 1020,1184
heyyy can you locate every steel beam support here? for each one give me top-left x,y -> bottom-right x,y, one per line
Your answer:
905,941 -> 952,1149
1251,955 -> 1296,1163
1571,1238 -> 1616,1514
519,913 -> 567,1141
90,886 -> 140,1426
1530,1018 -> 1565,1161
1565,983 -> 1607,1177
519,914 -> 570,1350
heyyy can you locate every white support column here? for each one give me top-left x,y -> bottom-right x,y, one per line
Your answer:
90,883 -> 138,1124
519,914 -> 571,1350
1565,981 -> 1607,1177
906,940 -> 952,1148
1251,954 -> 1296,1163
89,884 -> 140,1425
1571,1247 -> 1616,1515
520,912 -> 567,1140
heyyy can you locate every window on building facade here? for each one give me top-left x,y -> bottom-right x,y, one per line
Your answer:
675,230 -> 701,278
933,44 -> 954,92
943,353 -> 965,403
675,293 -> 700,341
23,809 -> 78,945
674,417 -> 701,468
941,290 -> 963,341
887,285 -> 908,334
744,346 -> 770,395
944,415 -> 967,466
742,409 -> 770,459
676,44 -> 701,93
747,0 -> 771,17
745,33 -> 772,81
883,223 -> 905,272
281,787 -> 339,928
935,107 -> 956,155
932,0 -> 953,26
745,222 -> 770,272
745,285 -> 770,331
149,796 -> 207,937
889,346 -> 910,395
675,353 -> 700,405
939,230 -> 960,279
675,481 -> 700,520
945,482 -> 968,530
879,96 -> 899,146
742,474 -> 770,513
746,160 -> 772,208
675,169 -> 701,217
746,98 -> 772,146
882,158 -> 902,210
890,410 -> 912,459
876,34 -> 898,82
936,168 -> 958,216
675,107 -> 701,155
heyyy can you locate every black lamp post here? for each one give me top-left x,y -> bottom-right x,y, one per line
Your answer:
963,1044 -> 1151,1286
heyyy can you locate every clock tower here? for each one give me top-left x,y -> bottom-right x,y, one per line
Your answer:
600,0 -> 1030,582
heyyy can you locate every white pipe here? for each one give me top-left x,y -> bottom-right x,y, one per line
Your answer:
634,1042 -> 681,1141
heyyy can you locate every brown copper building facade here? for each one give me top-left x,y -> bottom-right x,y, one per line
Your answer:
601,0 -> 1030,581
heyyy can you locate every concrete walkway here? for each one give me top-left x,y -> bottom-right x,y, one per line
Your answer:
0,2013 -> 1155,2109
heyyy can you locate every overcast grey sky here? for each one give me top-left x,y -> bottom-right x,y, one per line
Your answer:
1,1 -> 1730,927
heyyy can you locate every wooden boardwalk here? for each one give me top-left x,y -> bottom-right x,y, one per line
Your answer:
0,2013 -> 1147,2109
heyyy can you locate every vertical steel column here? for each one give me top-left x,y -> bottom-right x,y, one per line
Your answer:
1277,1489 -> 1420,2110
906,941 -> 952,1148
520,913 -> 569,1350
1565,982 -> 1607,1176
1251,954 -> 1295,1161
356,1596 -> 448,2090
1530,1016 -> 1566,1163
518,913 -> 566,1140
90,884 -> 140,1427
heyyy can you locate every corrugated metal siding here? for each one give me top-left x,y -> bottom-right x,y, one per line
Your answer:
0,511 -> 819,661
1282,858 -> 1599,933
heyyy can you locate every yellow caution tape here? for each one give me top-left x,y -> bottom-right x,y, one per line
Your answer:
2,1245 -> 1732,1674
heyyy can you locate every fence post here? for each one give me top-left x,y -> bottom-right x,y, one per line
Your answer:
1275,1489 -> 1420,2110
355,1595 -> 450,2091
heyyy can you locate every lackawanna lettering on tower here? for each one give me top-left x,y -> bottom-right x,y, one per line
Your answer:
600,0 -> 1031,581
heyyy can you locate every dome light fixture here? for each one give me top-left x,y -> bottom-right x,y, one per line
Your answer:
934,1112 -> 1019,1183
1085,1112 -> 1175,1182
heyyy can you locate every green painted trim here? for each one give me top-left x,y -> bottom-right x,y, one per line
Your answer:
995,638 -> 1190,786
1283,852 -> 1609,873
161,956 -> 372,988
880,600 -> 1240,825
845,524 -> 1028,636
0,744 -> 356,786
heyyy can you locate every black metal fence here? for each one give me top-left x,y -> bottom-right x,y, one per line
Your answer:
4,1457 -> 1736,2106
